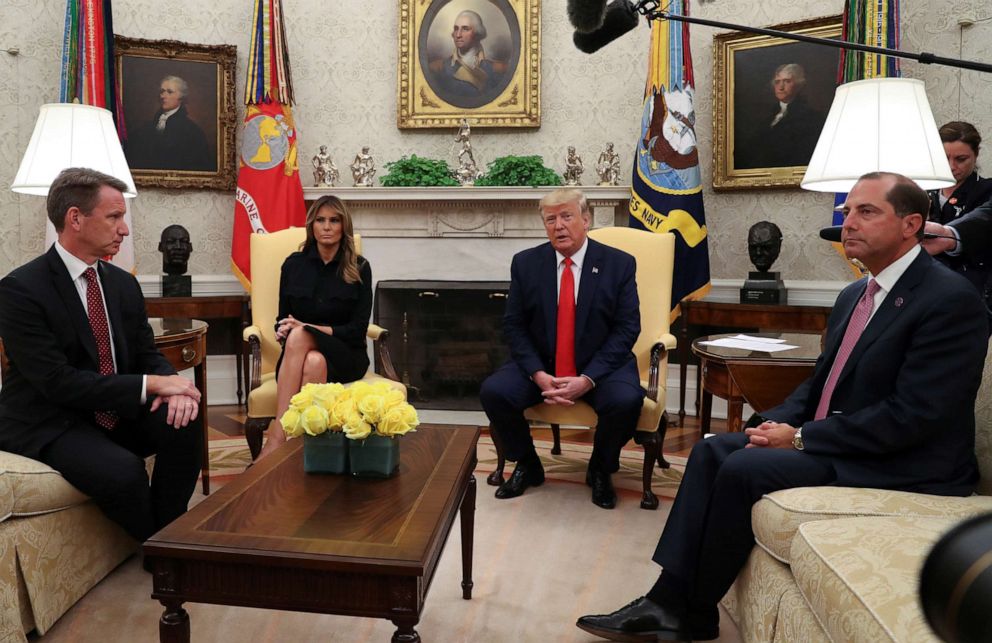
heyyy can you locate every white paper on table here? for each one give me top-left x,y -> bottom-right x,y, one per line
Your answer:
729,334 -> 788,344
698,338 -> 800,352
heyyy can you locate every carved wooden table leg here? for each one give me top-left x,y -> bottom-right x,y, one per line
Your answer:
391,619 -> 421,643
461,473 -> 476,599
159,600 -> 190,643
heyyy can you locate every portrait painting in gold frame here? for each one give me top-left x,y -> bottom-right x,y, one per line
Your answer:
398,0 -> 540,128
712,16 -> 842,190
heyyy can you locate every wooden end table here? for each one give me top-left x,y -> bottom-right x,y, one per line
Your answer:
151,318 -> 210,495
691,332 -> 821,436
144,426 -> 480,642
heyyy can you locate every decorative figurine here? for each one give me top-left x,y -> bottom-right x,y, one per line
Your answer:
454,119 -> 480,186
311,145 -> 339,187
350,146 -> 376,187
563,146 -> 584,185
740,221 -> 787,304
596,142 -> 621,186
158,224 -> 192,297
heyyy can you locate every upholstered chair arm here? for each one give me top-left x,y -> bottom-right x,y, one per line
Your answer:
366,323 -> 387,340
243,325 -> 263,391
369,325 -> 401,383
646,333 -> 677,400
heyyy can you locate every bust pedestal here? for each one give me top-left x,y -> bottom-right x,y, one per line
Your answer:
162,275 -> 192,297
740,271 -> 787,305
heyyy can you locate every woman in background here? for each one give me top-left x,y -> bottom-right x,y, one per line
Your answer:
923,121 -> 992,312
257,195 -> 372,459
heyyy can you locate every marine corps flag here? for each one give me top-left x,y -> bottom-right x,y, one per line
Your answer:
231,0 -> 306,288
628,0 -> 710,319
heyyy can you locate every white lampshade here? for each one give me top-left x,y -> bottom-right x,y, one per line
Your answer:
11,103 -> 137,198
801,78 -> 954,193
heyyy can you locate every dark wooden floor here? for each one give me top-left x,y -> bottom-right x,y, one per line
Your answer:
207,406 -> 725,460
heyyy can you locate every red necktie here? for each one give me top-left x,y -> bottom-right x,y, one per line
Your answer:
84,268 -> 118,430
814,279 -> 880,420
555,257 -> 576,377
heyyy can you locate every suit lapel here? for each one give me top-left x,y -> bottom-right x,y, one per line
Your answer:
575,239 -> 602,343
540,244 -> 558,354
836,251 -> 929,385
46,247 -> 100,367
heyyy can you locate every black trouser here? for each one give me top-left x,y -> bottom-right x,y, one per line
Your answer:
479,362 -> 643,473
40,406 -> 202,541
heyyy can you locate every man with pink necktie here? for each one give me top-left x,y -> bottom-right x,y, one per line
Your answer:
577,172 -> 989,642
0,168 -> 202,543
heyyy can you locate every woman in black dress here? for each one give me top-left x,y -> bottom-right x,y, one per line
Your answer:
258,195 -> 372,459
923,121 -> 992,310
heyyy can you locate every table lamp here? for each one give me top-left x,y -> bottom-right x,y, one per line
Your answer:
11,103 -> 137,197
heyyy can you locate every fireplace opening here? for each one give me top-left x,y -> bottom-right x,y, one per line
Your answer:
374,281 -> 511,411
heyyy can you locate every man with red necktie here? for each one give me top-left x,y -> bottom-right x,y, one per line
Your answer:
578,172 -> 989,642
0,168 -> 202,543
480,188 -> 643,509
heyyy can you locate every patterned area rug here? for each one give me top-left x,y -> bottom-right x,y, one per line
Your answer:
205,432 -> 685,498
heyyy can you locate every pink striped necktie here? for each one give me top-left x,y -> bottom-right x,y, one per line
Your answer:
83,268 -> 118,430
814,279 -> 881,421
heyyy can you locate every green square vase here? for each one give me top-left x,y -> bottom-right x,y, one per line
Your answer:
303,431 -> 348,474
349,433 -> 400,478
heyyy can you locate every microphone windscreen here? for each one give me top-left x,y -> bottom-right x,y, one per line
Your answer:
567,0 -> 609,33
819,226 -> 843,242
573,0 -> 640,54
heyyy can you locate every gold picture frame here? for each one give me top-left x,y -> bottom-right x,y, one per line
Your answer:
712,16 -> 842,190
397,0 -> 540,129
115,36 -> 237,190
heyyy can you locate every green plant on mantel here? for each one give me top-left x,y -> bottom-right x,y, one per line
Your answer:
380,155 -> 458,187
475,155 -> 563,187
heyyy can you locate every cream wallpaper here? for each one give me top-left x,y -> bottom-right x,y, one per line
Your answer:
1,0 -> 991,284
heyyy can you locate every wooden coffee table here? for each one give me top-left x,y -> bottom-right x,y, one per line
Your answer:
144,426 -> 480,642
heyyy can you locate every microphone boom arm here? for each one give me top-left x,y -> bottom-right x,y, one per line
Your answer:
635,1 -> 992,75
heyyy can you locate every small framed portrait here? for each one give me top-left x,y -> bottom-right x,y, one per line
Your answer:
397,0 -> 540,128
115,36 -> 237,190
712,16 -> 842,190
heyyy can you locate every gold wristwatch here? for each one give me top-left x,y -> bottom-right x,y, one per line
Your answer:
793,427 -> 805,451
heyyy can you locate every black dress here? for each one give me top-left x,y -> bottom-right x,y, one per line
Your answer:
927,171 -> 992,308
275,244 -> 372,383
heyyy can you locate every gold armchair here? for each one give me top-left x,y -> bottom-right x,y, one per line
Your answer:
487,227 -> 677,509
241,227 -> 404,459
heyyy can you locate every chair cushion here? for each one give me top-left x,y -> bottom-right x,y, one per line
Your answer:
791,516 -> 953,643
753,486 -> 992,563
0,452 -> 89,523
523,380 -> 663,433
247,371 -> 406,420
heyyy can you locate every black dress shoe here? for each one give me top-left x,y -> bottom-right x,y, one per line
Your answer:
494,459 -> 544,499
576,596 -> 690,642
586,469 -> 617,509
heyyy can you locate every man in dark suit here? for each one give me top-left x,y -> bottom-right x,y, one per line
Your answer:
577,172 -> 989,641
124,75 -> 213,172
480,188 -> 643,509
0,168 -> 202,542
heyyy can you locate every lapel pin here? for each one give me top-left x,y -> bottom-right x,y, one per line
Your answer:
894,297 -> 904,307
592,267 -> 599,274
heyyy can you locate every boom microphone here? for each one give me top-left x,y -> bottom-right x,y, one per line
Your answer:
574,0 -> 640,54
819,225 -> 956,242
567,0 -> 609,33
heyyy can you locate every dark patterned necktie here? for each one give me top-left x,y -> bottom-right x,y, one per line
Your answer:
83,267 -> 118,430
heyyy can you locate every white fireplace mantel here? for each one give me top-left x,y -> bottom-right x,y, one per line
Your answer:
302,185 -> 632,238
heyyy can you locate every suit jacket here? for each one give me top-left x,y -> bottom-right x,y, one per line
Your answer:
763,250 -> 988,496
0,247 -> 175,458
735,96 -> 826,169
927,173 -> 992,306
502,238 -> 641,385
124,105 -> 213,172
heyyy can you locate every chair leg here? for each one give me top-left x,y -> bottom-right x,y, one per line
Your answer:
550,424 -> 562,455
633,430 -> 660,510
656,412 -> 671,469
486,426 -> 506,486
245,417 -> 272,461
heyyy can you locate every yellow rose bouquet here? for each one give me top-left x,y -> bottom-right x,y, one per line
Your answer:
280,381 -> 417,476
